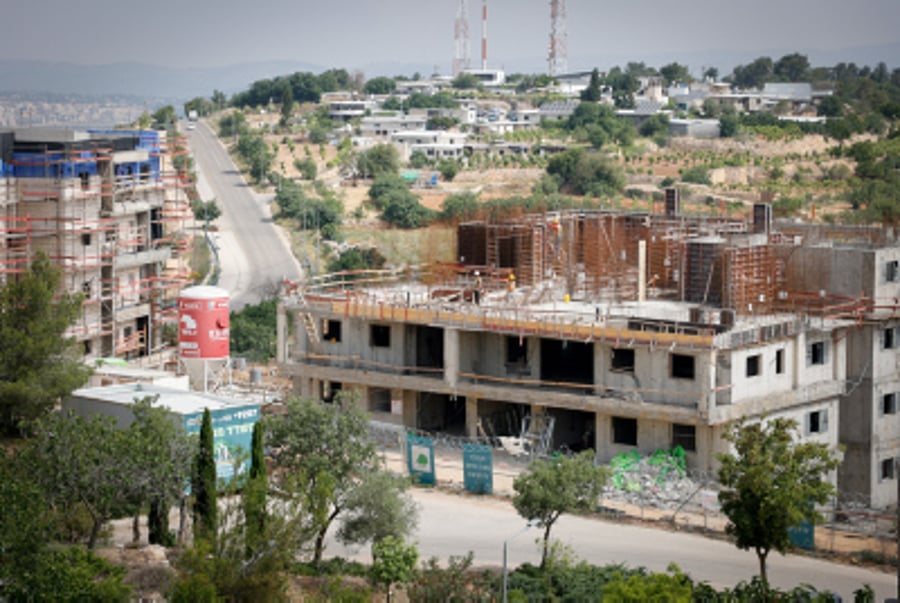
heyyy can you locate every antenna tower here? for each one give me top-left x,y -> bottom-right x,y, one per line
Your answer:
548,0 -> 568,76
453,0 -> 471,76
481,0 -> 488,70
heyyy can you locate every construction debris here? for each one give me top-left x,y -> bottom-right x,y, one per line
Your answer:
605,448 -> 702,508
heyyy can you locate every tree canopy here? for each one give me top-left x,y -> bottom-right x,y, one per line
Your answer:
364,76 -> 397,95
0,252 -> 91,434
357,144 -> 401,178
546,148 -> 625,197
717,417 -> 840,584
265,396 -> 386,564
512,451 -> 609,567
229,297 -> 278,363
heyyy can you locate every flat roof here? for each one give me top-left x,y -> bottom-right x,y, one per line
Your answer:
71,383 -> 258,416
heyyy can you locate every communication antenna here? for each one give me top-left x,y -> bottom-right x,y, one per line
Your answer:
548,0 -> 568,76
453,0 -> 471,76
481,0 -> 488,70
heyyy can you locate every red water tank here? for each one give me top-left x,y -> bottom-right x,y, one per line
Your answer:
178,286 -> 230,359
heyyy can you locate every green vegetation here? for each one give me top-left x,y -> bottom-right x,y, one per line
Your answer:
0,252 -> 91,435
440,191 -> 481,222
265,396 -> 418,565
327,246 -> 387,274
0,394 -> 198,598
275,179 -> 343,240
190,198 -> 221,224
367,173 -> 436,229
356,144 -> 400,179
192,408 -> 217,542
236,130 -> 275,185
512,451 -> 610,568
680,165 -> 711,185
370,536 -> 418,602
243,421 -> 268,557
564,102 -> 636,149
364,76 -> 396,95
230,297 -> 277,362
546,148 -> 625,197
843,137 -> 900,225
231,69 -> 355,107
294,156 -> 317,180
717,418 -> 841,584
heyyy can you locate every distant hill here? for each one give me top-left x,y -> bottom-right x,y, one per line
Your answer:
0,59 -> 323,101
0,43 -> 896,103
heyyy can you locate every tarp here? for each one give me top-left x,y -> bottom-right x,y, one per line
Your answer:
609,447 -> 687,491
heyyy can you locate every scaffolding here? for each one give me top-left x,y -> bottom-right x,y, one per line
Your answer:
0,130 -> 193,359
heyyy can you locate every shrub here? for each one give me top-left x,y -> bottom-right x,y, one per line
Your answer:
680,166 -> 711,185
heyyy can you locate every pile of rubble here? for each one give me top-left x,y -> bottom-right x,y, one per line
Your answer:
603,448 -> 704,510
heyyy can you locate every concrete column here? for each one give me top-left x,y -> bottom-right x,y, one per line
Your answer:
402,390 -> 417,428
593,340 -> 606,391
390,388 -> 404,418
299,377 -> 318,399
444,327 -> 459,388
466,397 -> 479,437
595,413 -> 612,462
702,349 -> 716,417
638,240 -> 647,302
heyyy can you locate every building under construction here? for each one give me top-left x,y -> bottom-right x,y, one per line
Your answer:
0,128 -> 194,360
277,196 -> 900,510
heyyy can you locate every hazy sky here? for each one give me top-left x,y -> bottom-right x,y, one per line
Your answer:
2,0 -> 899,74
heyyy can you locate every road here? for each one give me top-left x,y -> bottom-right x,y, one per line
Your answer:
327,489 -> 897,601
186,120 -> 302,310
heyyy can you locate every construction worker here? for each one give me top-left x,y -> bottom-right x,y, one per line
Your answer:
474,271 -> 482,305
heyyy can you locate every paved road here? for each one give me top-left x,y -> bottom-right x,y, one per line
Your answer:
186,121 -> 302,310
328,489 -> 897,601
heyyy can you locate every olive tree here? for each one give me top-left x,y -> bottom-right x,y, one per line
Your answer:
512,451 -> 609,568
266,395 -> 384,564
717,417 -> 840,584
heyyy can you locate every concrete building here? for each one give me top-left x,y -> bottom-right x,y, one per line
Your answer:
0,128 -> 193,361
276,204 -> 900,508
773,227 -> 900,509
360,113 -> 428,137
65,383 -> 260,481
328,99 -> 376,122
390,130 -> 467,162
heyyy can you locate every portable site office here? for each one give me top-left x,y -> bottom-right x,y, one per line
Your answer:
65,383 -> 260,482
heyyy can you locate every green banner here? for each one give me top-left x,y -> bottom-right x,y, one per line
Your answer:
463,443 -> 493,494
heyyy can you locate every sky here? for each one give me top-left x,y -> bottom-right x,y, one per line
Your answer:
2,0 -> 899,76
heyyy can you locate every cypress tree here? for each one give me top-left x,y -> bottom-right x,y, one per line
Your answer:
192,408 -> 217,541
148,498 -> 173,546
244,420 -> 267,555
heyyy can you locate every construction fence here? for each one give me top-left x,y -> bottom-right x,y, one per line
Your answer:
369,421 -> 898,562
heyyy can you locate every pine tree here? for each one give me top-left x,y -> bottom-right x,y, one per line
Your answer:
0,252 -> 91,434
192,408 -> 217,541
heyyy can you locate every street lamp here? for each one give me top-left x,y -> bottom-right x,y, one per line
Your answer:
502,519 -> 539,603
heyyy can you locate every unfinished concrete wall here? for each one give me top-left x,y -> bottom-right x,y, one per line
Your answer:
795,329 -> 837,388
726,341 -> 796,404
873,247 -> 900,303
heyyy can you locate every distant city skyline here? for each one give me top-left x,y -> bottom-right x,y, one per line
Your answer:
3,0 -> 900,78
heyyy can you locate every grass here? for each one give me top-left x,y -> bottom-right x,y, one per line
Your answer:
189,234 -> 212,283
341,224 -> 456,266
